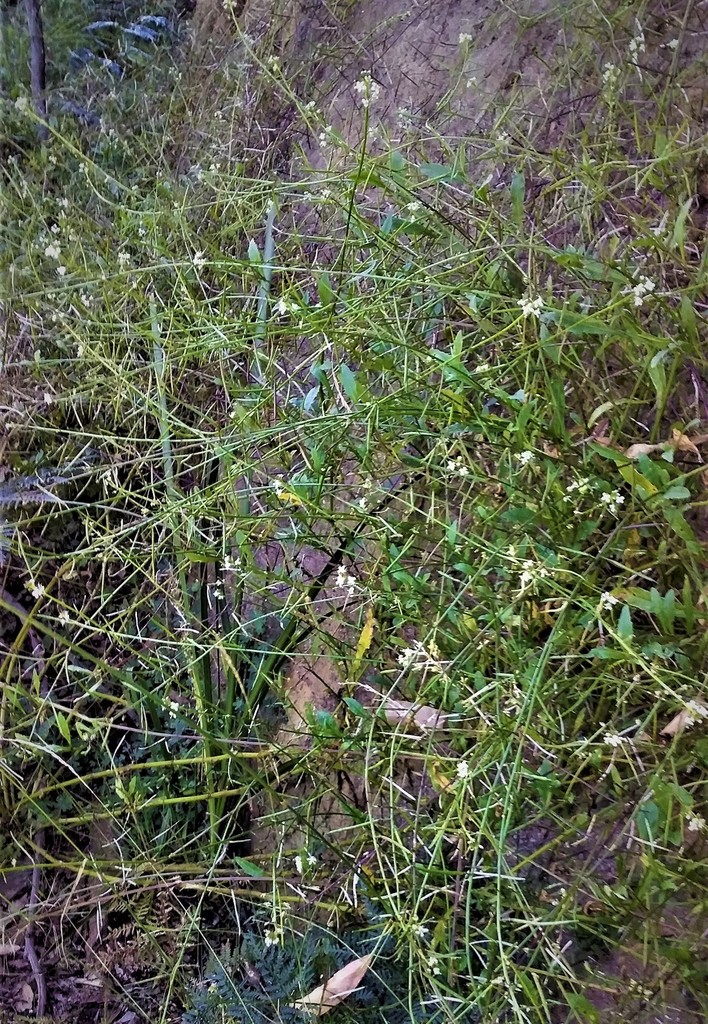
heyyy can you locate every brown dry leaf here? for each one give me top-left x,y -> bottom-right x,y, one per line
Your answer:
383,698 -> 450,732
14,982 -> 34,1012
0,940 -> 21,956
660,699 -> 708,738
671,429 -> 703,460
294,954 -> 373,1015
624,442 -> 665,459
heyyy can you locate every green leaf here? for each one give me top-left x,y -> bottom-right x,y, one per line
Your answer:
340,363 -> 358,400
56,711 -> 71,743
617,605 -> 634,640
510,170 -> 525,227
552,309 -> 611,336
247,237 -> 261,263
636,799 -> 660,842
619,463 -> 658,496
418,161 -> 460,182
233,856 -> 265,878
662,485 -> 690,501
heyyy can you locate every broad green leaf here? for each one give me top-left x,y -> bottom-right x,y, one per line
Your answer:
233,856 -> 265,878
617,605 -> 634,640
340,363 -> 358,400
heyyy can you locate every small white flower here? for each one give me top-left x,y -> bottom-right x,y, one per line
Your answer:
413,923 -> 429,938
192,250 -> 207,268
599,592 -> 619,611
306,853 -> 317,867
44,243 -> 61,260
15,95 -> 30,112
602,63 -> 620,88
264,928 -> 282,948
427,955 -> 442,976
354,71 -> 381,109
686,814 -> 705,833
117,251 -> 131,269
406,200 -> 422,214
446,455 -> 470,479
56,266 -> 67,277
458,32 -> 473,45
685,699 -> 708,722
625,274 -> 655,307
294,854 -> 304,875
271,478 -> 286,498
456,761 -> 470,780
603,731 -> 626,748
665,38 -> 679,51
518,294 -> 543,318
50,223 -> 61,235
223,554 -> 241,572
335,565 -> 357,595
28,582 -> 45,600
58,608 -> 71,625
600,490 -> 625,516
516,450 -> 535,467
274,297 -> 289,316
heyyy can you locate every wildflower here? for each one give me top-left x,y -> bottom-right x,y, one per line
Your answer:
599,490 -> 625,516
427,955 -> 441,976
413,923 -> 429,939
603,731 -> 626,748
474,362 -> 490,373
50,223 -> 61,235
406,200 -> 422,214
518,559 -> 550,592
628,24 -> 645,60
456,760 -> 470,780
397,640 -> 447,676
271,478 -> 286,498
165,699 -> 179,719
466,77 -> 477,88
294,854 -> 304,875
44,243 -> 61,260
685,699 -> 708,725
517,294 -> 543,318
354,71 -> 381,109
56,266 -> 67,277
15,95 -> 30,112
266,54 -> 280,69
264,928 -> 282,948
306,853 -> 317,867
599,592 -> 619,611
665,38 -> 679,51
686,814 -> 705,833
274,296 -> 289,316
58,608 -> 71,625
223,554 -> 241,572
446,455 -> 470,478
458,32 -> 473,45
601,63 -> 620,88
625,274 -> 655,306
117,251 -> 131,268
335,565 -> 357,595
516,450 -> 535,467
27,581 -> 45,600
192,250 -> 207,269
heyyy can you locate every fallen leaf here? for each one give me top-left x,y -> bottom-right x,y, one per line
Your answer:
294,954 -> 373,1015
661,699 -> 708,738
352,606 -> 376,678
14,982 -> 34,1012
0,941 -> 21,956
624,442 -> 664,459
671,429 -> 702,460
383,698 -> 451,732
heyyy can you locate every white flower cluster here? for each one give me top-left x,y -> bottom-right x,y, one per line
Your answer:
601,63 -> 620,88
354,71 -> 381,109
397,639 -> 447,676
682,699 -> 708,729
628,23 -> 646,61
335,565 -> 357,596
446,454 -> 470,478
603,731 -> 626,748
517,294 -> 543,318
518,559 -> 550,592
516,450 -> 535,467
598,591 -> 618,611
600,490 -> 625,516
624,274 -> 655,307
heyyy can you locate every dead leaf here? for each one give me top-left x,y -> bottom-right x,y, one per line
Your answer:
661,699 -> 708,738
382,698 -> 451,732
0,940 -> 21,956
352,606 -> 376,678
294,953 -> 372,1015
14,982 -> 34,1013
624,442 -> 665,459
671,429 -> 702,460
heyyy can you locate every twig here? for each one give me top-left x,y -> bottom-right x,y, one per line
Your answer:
24,828 -> 47,1017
